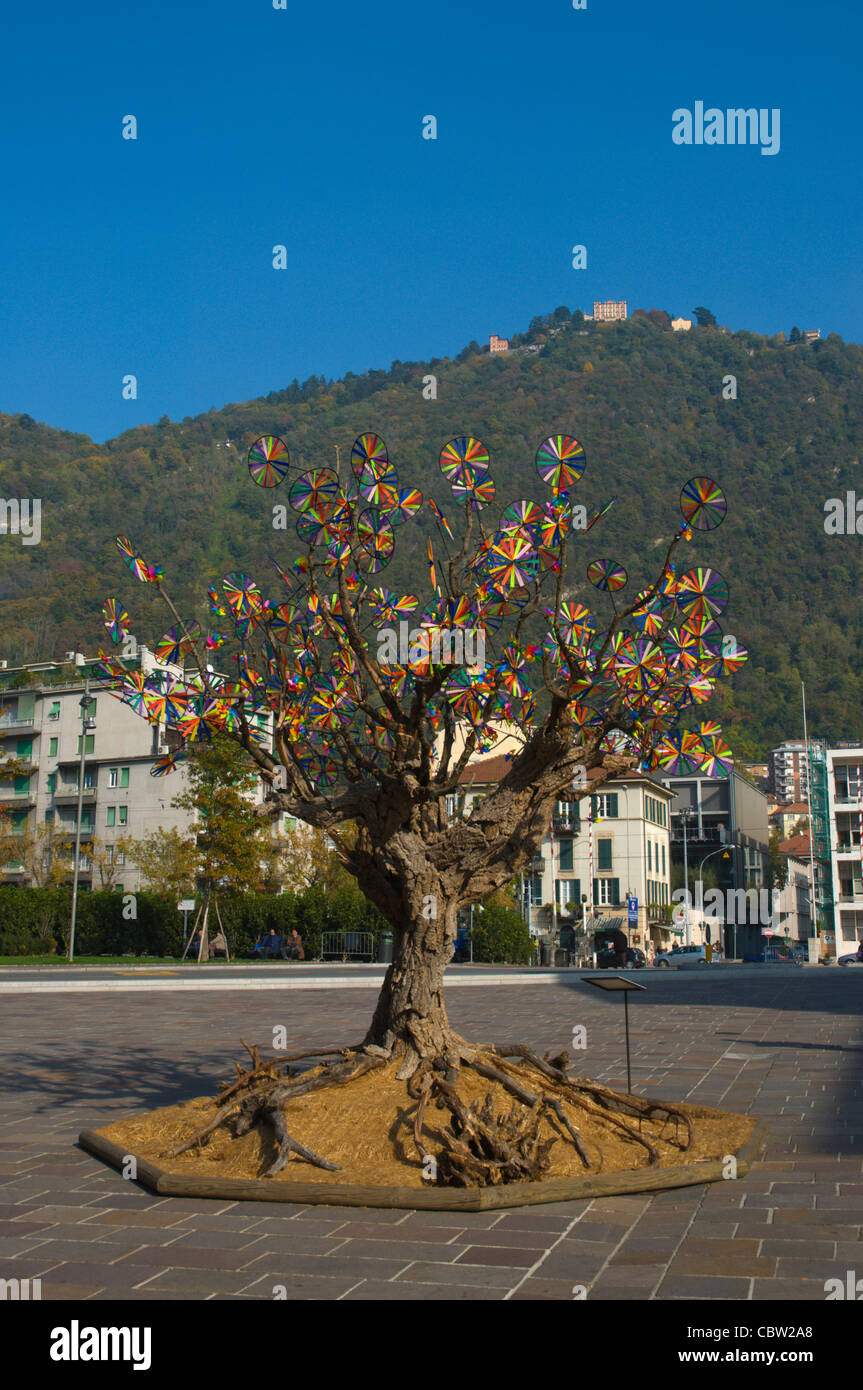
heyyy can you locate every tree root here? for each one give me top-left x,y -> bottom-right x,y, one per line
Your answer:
159,1036 -> 700,1188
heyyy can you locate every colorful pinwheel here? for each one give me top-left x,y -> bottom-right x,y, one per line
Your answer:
248,435 -> 290,487
680,477 -> 727,531
102,598 -> 130,643
586,559 -> 627,593
535,435 -> 586,495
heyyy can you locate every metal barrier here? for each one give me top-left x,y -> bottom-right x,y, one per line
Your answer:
320,930 -> 376,961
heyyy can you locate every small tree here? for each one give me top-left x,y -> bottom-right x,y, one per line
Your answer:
693,306 -> 717,328
129,826 -> 198,898
96,430 -> 747,1183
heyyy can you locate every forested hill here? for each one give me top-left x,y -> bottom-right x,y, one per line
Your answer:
1,309 -> 862,759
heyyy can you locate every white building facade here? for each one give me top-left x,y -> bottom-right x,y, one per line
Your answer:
827,744 -> 863,954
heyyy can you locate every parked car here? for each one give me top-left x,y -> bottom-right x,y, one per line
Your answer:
597,945 -> 645,969
838,944 -> 863,967
653,944 -> 709,969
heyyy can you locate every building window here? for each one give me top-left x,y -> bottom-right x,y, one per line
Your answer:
592,793 -> 618,819
595,877 -> 621,906
106,807 -> 116,827
76,734 -> 95,755
120,767 -> 130,788
529,873 -> 543,907
647,840 -> 652,872
108,768 -> 118,788
116,851 -> 126,867
559,838 -> 573,871
49,737 -> 58,757
662,842 -> 666,876
119,807 -> 128,826
48,701 -> 60,720
105,845 -> 114,864
597,837 -> 613,872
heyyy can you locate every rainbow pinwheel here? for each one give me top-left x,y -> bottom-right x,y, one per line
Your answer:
586,559 -> 627,593
289,469 -> 340,513
535,435 -> 586,495
150,750 -> 188,777
680,477 -> 727,531
439,436 -> 490,489
428,498 -> 455,543
98,429 -> 748,797
248,435 -> 290,488
102,598 -> 130,643
583,498 -> 616,533
676,567 -> 729,621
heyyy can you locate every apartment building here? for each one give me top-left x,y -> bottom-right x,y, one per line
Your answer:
454,760 -> 673,955
769,741 -> 810,802
826,744 -> 863,954
662,767 -> 771,958
0,650 -> 287,894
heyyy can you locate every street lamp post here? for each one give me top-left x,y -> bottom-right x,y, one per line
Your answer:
696,846 -> 732,954
679,807 -> 694,947
68,684 -> 96,964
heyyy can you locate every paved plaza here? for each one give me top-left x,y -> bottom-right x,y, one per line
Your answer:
0,967 -> 861,1301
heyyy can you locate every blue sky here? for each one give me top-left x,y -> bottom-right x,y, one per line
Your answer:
1,0 -> 859,442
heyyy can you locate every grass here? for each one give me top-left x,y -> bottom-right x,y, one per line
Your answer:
0,954 -> 251,966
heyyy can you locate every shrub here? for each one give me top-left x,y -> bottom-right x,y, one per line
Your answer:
470,900 -> 532,964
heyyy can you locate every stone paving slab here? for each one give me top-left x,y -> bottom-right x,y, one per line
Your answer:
0,971 -> 861,1301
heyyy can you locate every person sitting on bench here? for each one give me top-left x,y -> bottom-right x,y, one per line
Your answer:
254,929 -> 284,959
280,929 -> 305,961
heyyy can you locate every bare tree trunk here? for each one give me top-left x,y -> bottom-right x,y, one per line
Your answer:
364,897 -> 460,1067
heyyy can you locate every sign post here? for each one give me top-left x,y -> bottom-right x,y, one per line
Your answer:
627,895 -> 638,943
178,899 -> 196,955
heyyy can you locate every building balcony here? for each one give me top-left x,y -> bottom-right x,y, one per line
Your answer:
52,787 -> 97,805
56,825 -> 94,841
0,717 -> 36,734
0,794 -> 36,809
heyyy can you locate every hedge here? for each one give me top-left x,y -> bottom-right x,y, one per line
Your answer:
0,883 -> 387,958
469,901 -> 533,964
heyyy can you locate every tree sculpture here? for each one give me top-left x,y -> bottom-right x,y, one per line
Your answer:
96,432 -> 747,1185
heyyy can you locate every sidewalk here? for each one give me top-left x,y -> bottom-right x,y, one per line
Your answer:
0,970 -> 860,1300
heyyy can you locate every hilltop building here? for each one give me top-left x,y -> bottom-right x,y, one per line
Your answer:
489,334 -> 509,353
671,317 -> 692,331
593,300 -> 627,322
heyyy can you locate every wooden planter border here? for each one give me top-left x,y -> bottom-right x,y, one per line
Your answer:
79,1116 -> 769,1212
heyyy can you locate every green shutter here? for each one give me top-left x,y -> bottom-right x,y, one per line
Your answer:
16,738 -> 32,759
49,737 -> 58,757
611,878 -> 620,905
607,794 -> 618,818
571,879 -> 581,909
597,838 -> 613,872
13,775 -> 29,796
559,838 -> 573,871
106,808 -> 115,827
120,768 -> 130,788
592,877 -> 599,905
16,693 -> 35,720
